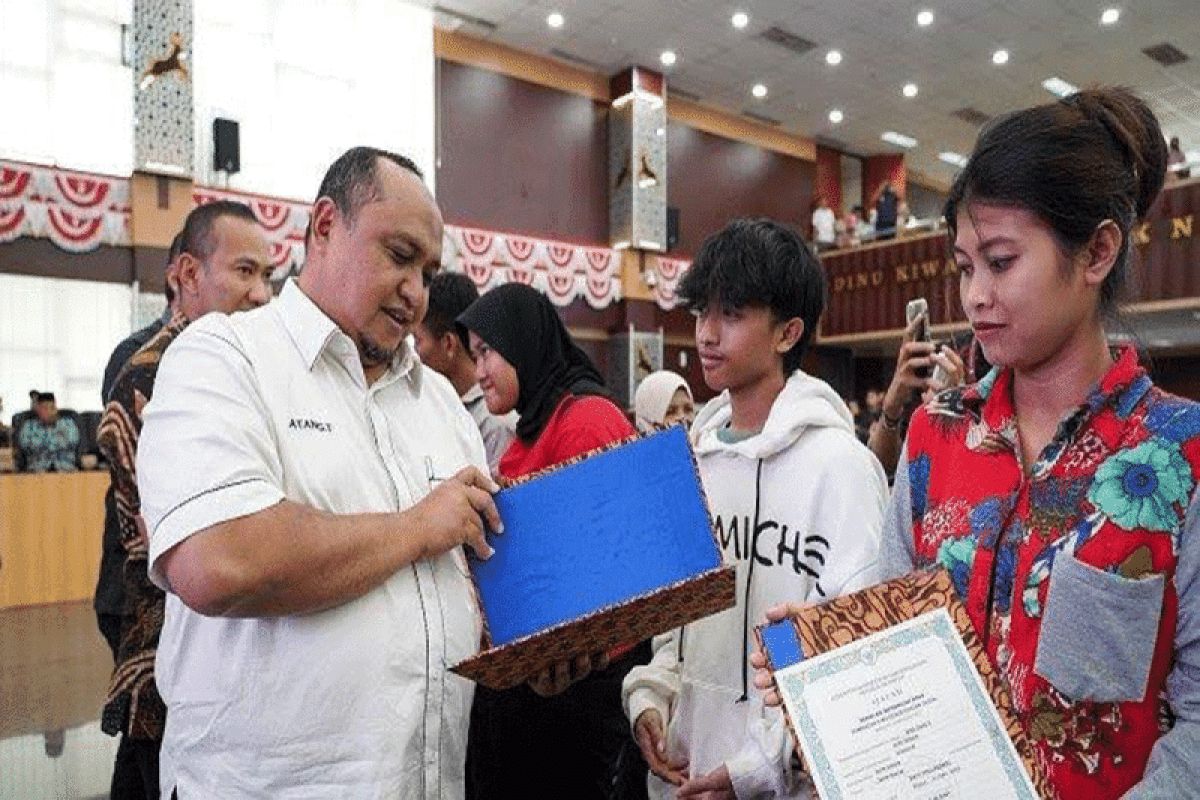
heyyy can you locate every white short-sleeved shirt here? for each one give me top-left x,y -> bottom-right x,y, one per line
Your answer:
139,279 -> 487,800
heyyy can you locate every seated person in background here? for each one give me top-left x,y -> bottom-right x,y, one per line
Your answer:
623,219 -> 888,799
17,392 -> 79,472
413,271 -> 516,472
633,370 -> 695,434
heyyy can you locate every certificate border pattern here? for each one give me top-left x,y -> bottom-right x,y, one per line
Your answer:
776,608 -> 1039,800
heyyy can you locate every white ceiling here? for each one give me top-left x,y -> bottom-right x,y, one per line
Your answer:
430,0 -> 1200,187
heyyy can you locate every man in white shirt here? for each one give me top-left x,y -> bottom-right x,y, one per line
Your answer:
810,197 -> 836,252
413,271 -> 516,473
138,147 -> 501,799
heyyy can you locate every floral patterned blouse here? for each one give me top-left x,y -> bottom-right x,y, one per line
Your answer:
882,345 -> 1200,799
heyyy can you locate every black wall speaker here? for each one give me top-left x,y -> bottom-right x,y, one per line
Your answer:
666,206 -> 680,251
213,117 -> 240,174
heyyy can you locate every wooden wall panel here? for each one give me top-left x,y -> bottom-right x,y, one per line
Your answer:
0,472 -> 108,609
666,123 -> 815,257
436,59 -> 609,242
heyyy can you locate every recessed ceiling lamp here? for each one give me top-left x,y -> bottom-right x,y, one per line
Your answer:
992,49 -> 1009,65
882,131 -> 918,148
939,151 -> 968,167
731,11 -> 749,29
903,82 -> 918,98
547,12 -> 564,28
1101,8 -> 1120,25
917,10 -> 934,26
752,83 -> 768,99
829,109 -> 844,124
660,50 -> 677,67
1042,77 -> 1078,97
826,49 -> 842,66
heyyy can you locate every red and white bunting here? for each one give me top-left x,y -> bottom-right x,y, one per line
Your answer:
651,256 -> 689,311
0,159 -> 131,253
442,226 -> 622,309
1,159 -> 690,310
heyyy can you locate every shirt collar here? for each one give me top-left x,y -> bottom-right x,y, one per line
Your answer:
277,279 -> 419,387
960,343 -> 1150,449
461,383 -> 484,404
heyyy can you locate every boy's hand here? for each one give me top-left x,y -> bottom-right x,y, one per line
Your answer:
634,709 -> 688,786
751,602 -> 813,707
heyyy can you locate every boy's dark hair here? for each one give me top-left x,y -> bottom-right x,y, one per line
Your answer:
36,392 -> 56,404
678,218 -> 826,374
424,272 -> 479,338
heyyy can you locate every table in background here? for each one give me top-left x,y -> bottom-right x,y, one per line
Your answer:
0,472 -> 107,609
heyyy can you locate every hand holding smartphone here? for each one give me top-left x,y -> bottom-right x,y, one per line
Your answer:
905,298 -> 950,386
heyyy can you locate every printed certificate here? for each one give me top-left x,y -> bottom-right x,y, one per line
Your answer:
774,608 -> 1038,800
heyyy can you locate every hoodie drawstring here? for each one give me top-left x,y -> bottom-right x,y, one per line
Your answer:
738,458 -> 765,702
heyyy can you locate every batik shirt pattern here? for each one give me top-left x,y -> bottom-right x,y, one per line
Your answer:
98,310 -> 188,741
904,346 -> 1200,799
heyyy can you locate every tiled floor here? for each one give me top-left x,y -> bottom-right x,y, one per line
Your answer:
0,601 -> 117,799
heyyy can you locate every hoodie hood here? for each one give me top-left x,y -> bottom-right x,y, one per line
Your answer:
692,369 -> 855,459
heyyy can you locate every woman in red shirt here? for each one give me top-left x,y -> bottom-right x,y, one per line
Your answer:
457,282 -> 641,800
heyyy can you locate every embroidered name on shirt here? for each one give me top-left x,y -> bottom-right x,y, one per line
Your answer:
288,418 -> 333,432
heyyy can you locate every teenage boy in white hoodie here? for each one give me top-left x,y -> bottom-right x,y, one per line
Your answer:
622,219 -> 888,799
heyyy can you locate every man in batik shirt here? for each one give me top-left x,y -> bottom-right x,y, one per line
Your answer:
97,200 -> 274,800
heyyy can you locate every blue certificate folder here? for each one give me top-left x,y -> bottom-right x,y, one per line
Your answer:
452,426 -> 736,690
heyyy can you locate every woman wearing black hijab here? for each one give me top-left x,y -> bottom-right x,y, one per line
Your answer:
457,283 -> 646,800
457,282 -> 634,478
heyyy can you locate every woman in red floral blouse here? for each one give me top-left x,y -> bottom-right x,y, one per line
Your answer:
878,88 -> 1200,798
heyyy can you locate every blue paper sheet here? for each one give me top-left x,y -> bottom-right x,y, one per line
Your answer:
470,426 -> 722,646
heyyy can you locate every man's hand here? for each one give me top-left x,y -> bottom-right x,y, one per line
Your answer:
634,709 -> 688,786
528,650 -> 609,697
409,465 -> 502,561
677,765 -> 734,799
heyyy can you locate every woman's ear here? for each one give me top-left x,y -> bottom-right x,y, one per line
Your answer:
1080,219 -> 1122,287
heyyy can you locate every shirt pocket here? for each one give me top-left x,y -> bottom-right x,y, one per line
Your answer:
1034,550 -> 1164,703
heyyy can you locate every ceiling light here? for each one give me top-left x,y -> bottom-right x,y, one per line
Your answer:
826,50 -> 842,66
1101,8 -> 1120,25
903,82 -> 918,98
829,109 -> 844,124
1042,77 -> 1078,97
917,10 -> 934,26
731,11 -> 749,29
547,12 -> 564,28
1150,338 -> 1173,348
751,83 -> 768,99
939,151 -> 968,167
882,131 -> 918,148
992,49 -> 1009,65
660,50 -> 677,67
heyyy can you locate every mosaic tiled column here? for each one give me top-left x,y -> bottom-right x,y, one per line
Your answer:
133,0 -> 193,176
608,67 -> 667,253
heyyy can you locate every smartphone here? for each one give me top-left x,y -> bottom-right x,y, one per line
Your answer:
905,298 -> 931,379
